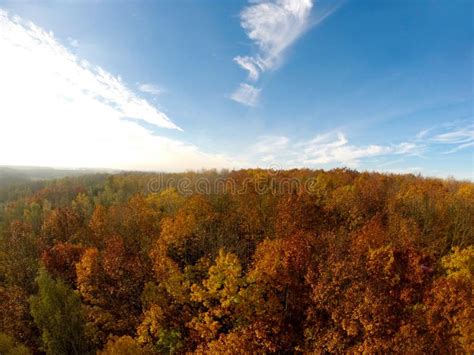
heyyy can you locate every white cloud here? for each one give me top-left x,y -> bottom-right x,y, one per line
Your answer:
300,132 -> 391,167
138,83 -> 164,96
432,126 -> 473,144
415,128 -> 431,140
416,123 -> 474,154
444,141 -> 474,153
230,0 -> 342,106
249,132 -> 422,168
252,135 -> 289,154
230,0 -> 314,106
230,83 -> 261,106
392,142 -> 422,155
0,10 -> 237,171
234,56 -> 262,82
235,0 -> 313,81
67,37 -> 79,48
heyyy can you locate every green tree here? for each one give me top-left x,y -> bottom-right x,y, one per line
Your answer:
0,333 -> 31,355
29,268 -> 88,355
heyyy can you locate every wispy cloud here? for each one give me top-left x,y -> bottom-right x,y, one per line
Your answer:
253,135 -> 290,154
138,83 -> 164,96
230,0 -> 315,107
67,36 -> 79,48
298,132 -> 420,167
0,10 -> 237,171
301,133 -> 386,166
235,0 -> 313,81
416,122 -> 474,154
231,0 -> 342,107
432,126 -> 473,144
444,141 -> 474,153
248,123 -> 473,170
249,132 -> 422,168
234,56 -> 262,82
230,83 -> 261,107
0,12 -> 179,130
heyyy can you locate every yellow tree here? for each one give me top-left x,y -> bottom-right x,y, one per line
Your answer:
425,246 -> 474,353
188,249 -> 245,347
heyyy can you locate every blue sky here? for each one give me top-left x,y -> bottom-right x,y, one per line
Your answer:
0,0 -> 472,179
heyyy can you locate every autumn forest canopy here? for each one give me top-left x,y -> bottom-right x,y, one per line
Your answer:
1,0 -> 472,353
0,169 -> 472,354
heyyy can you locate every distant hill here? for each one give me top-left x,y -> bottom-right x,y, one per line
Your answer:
0,166 -> 115,188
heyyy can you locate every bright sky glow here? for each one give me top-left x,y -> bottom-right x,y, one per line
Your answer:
0,1 -> 472,178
